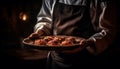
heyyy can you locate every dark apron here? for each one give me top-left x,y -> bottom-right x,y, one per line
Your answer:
47,0 -> 96,69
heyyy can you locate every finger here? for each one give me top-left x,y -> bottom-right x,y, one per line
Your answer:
35,30 -> 44,35
80,39 -> 86,45
28,33 -> 39,39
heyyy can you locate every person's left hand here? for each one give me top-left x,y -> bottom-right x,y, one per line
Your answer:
62,38 -> 95,54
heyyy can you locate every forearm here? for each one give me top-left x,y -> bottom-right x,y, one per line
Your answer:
86,0 -> 116,55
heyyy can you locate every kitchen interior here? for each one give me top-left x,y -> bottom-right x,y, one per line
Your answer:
0,0 -> 119,68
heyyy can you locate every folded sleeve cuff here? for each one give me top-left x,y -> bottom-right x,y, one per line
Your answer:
34,22 -> 51,35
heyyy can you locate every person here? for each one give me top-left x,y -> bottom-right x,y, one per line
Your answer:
29,0 -> 116,69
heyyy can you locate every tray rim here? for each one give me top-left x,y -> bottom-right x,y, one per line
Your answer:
22,35 -> 84,50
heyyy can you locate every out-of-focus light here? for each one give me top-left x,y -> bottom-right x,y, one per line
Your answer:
19,12 -> 29,21
22,14 -> 27,21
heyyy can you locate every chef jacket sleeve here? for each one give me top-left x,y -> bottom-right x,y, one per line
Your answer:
87,0 -> 117,55
34,0 -> 56,35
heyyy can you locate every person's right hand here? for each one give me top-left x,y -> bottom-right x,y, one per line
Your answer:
28,30 -> 45,40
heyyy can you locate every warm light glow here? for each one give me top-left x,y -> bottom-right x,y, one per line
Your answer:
19,12 -> 28,21
22,14 -> 27,21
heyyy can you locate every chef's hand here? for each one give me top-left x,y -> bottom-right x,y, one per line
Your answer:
28,30 -> 45,40
62,38 -> 95,54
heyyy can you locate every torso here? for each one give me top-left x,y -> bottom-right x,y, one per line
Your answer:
52,0 -> 95,38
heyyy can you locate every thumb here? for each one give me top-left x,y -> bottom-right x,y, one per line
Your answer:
80,39 -> 86,46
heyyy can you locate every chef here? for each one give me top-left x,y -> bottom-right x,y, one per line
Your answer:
29,0 -> 116,69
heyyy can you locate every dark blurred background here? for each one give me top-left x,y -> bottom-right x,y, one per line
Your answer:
0,0 -> 48,68
0,0 -> 119,68
0,0 -> 42,47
